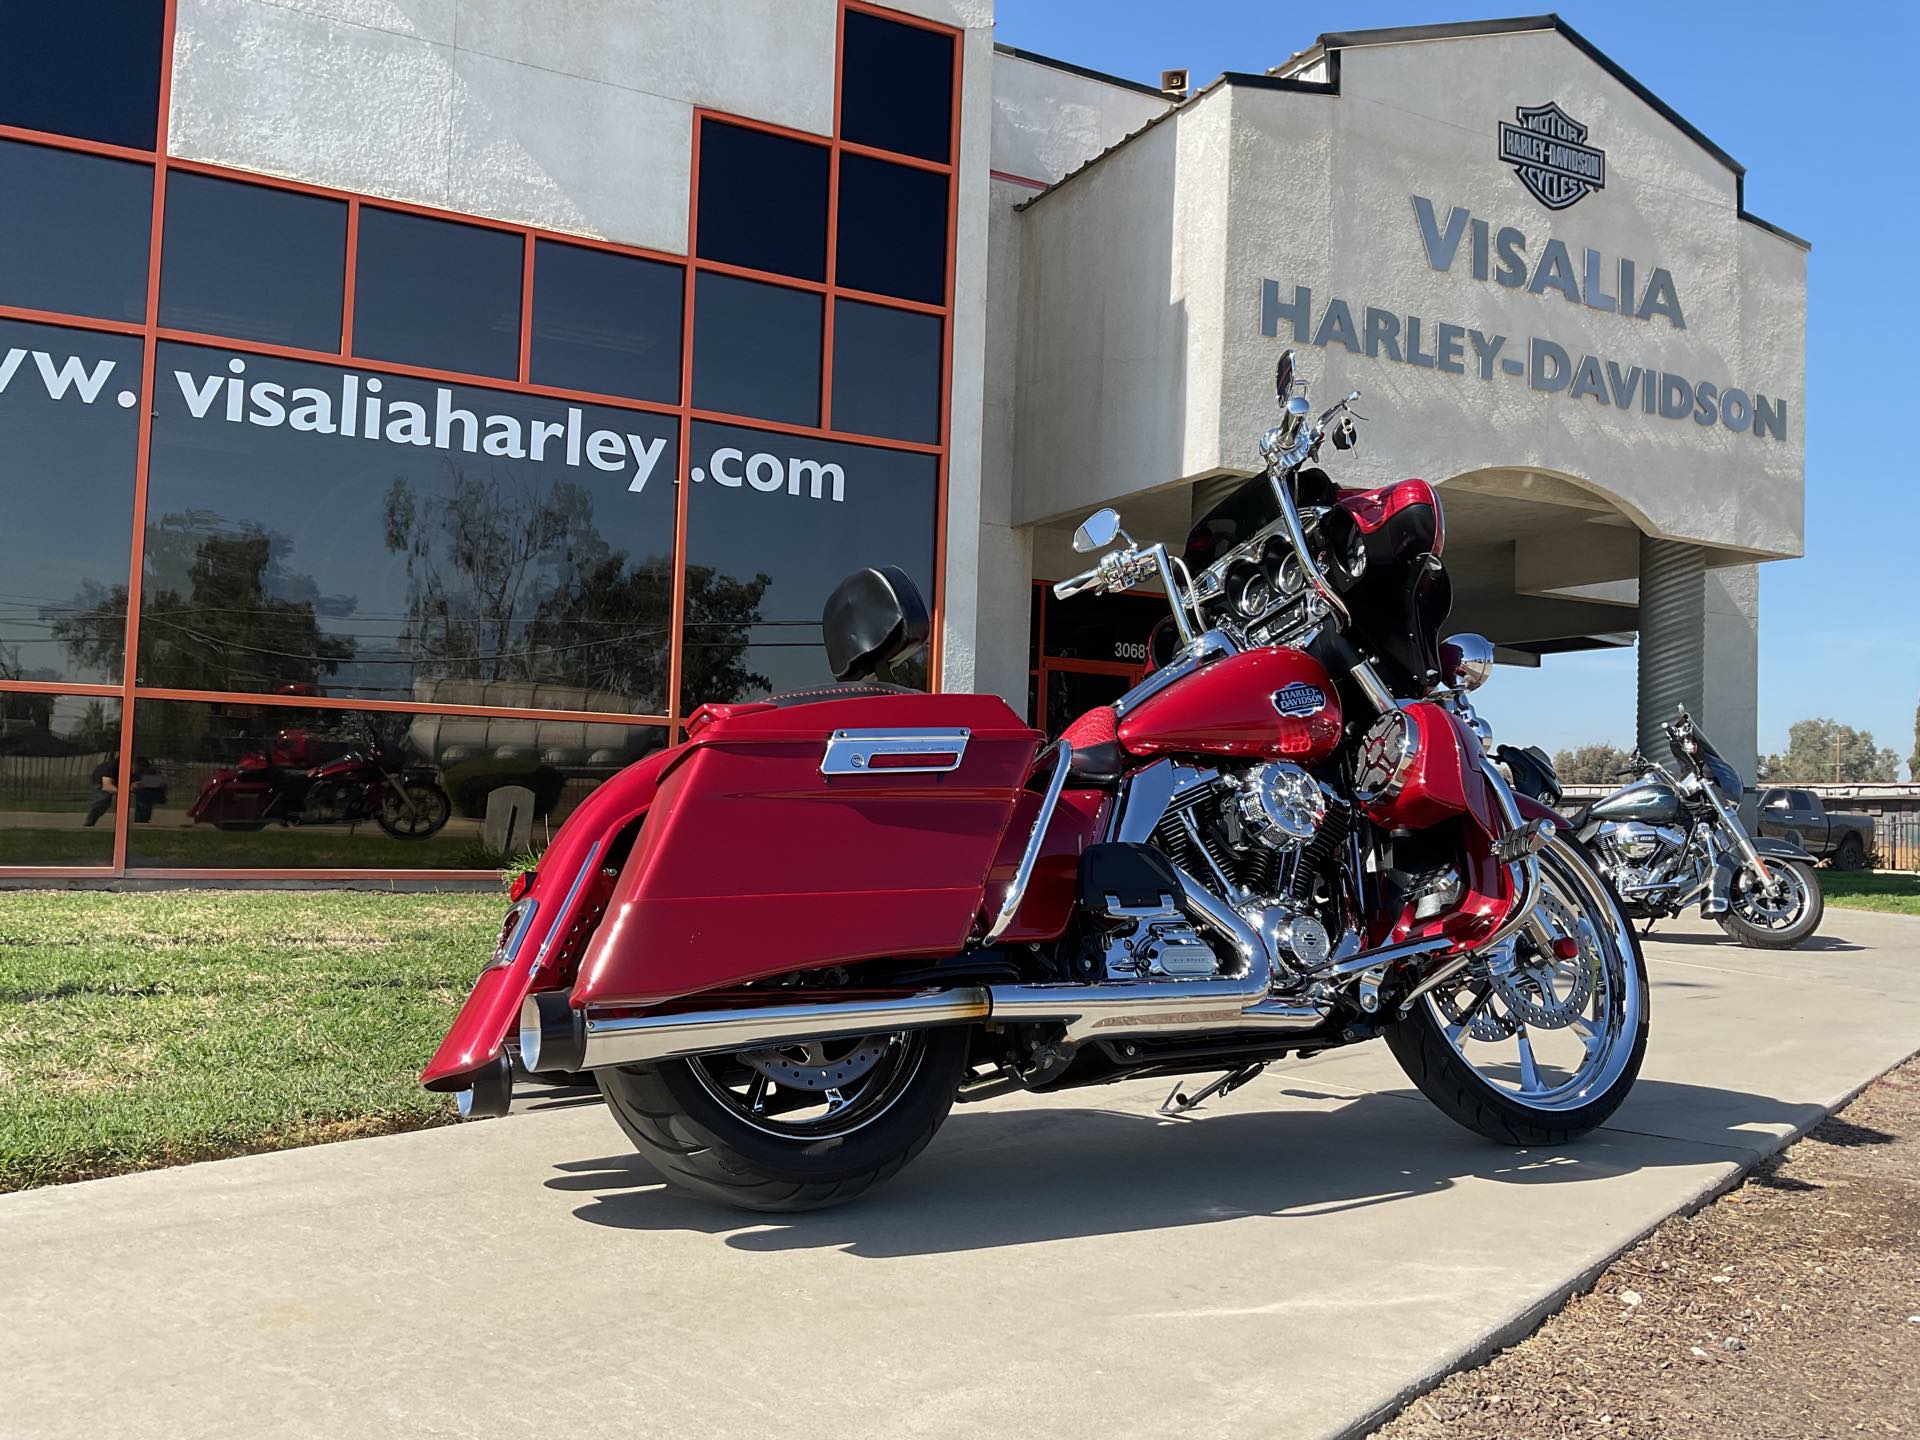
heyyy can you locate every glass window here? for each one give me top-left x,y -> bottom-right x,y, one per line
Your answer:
160,173 -> 348,350
141,343 -> 679,715
691,273 -> 821,427
0,139 -> 152,322
831,300 -> 942,442
127,697 -> 665,870
530,241 -> 683,404
839,10 -> 955,164
683,421 -> 938,705
351,208 -> 522,379
696,121 -> 829,282
835,155 -> 948,304
0,693 -> 124,866
1041,589 -> 1166,663
0,318 -> 143,686
0,1 -> 167,150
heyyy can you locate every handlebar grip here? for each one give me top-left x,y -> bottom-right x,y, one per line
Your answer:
1052,567 -> 1100,600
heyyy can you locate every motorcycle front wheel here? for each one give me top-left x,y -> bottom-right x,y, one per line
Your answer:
376,781 -> 451,839
1718,859 -> 1823,949
1387,833 -> 1650,1147
597,1026 -> 971,1211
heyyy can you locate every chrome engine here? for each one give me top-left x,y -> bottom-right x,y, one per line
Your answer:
1590,819 -> 1693,894
1125,760 -> 1349,982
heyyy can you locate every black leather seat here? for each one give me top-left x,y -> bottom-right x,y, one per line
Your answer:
760,681 -> 916,709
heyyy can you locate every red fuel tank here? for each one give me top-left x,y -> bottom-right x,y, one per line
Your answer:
1117,646 -> 1342,763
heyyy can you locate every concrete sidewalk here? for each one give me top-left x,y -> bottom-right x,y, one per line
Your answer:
4,909 -> 1917,1440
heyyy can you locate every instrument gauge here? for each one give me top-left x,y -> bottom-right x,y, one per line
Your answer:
1225,562 -> 1275,618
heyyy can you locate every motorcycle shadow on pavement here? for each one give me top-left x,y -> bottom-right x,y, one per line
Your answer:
549,1077 -> 1827,1257
1648,931 -> 1864,952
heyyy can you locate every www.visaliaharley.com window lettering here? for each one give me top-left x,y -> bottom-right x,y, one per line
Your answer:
0,345 -> 674,492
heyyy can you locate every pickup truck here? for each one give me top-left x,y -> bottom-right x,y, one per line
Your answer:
1756,788 -> 1876,869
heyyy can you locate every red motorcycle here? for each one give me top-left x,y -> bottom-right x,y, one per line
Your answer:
423,352 -> 1647,1210
188,715 -> 451,839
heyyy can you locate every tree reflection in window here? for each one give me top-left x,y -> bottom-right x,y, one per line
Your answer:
380,464 -> 771,712
51,516 -> 354,693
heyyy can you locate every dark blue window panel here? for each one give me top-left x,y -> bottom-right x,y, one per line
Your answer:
830,300 -> 941,443
696,121 -> 829,282
691,273 -> 821,427
839,10 -> 954,163
0,319 -> 144,685
531,241 -> 683,404
0,140 -> 151,322
835,155 -> 948,304
0,1 -> 166,149
352,208 -> 522,379
684,422 -> 937,703
161,173 -> 348,350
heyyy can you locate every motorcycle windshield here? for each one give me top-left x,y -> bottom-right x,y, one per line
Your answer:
1671,724 -> 1744,801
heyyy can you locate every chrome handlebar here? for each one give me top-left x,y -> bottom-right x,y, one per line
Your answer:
1057,381 -> 1364,663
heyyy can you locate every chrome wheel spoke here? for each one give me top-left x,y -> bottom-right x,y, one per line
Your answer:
745,1071 -> 771,1115
1515,1028 -> 1543,1093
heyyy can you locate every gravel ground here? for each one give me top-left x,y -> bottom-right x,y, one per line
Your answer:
1375,1056 -> 1920,1439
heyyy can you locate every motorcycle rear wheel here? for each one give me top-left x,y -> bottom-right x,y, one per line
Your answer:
1386,833 -> 1649,1147
597,1026 -> 970,1211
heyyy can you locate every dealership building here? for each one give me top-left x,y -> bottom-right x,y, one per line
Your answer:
0,2 -> 1806,880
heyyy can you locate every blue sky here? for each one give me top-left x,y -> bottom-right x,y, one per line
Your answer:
997,1 -> 1919,770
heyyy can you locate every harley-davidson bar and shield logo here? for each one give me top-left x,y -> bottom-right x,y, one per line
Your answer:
1498,101 -> 1606,210
1272,682 -> 1327,718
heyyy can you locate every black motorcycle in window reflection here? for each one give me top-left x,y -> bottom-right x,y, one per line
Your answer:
185,713 -> 451,839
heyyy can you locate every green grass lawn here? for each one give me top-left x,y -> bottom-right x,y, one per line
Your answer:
0,889 -> 506,1191
1817,870 -> 1920,916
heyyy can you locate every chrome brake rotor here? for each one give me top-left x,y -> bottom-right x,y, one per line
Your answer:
1433,970 -> 1519,1041
738,1037 -> 890,1092
1493,893 -> 1596,1030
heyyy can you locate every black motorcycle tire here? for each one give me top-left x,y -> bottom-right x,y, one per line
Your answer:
1718,859 -> 1824,949
597,1026 -> 970,1212
375,781 -> 452,839
1386,842 -> 1650,1147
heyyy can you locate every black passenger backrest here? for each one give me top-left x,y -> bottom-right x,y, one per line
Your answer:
822,565 -> 930,681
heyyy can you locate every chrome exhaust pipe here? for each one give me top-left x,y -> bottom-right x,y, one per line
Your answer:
522,987 -> 993,1074
988,863 -> 1329,1042
528,862 -> 1345,1073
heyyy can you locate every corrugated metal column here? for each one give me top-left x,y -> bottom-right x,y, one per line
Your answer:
1636,536 -> 1706,758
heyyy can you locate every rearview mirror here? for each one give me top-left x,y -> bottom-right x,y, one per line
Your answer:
1440,632 -> 1495,692
1073,507 -> 1122,553
1274,349 -> 1295,403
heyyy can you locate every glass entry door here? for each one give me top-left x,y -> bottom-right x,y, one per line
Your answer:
1027,582 -> 1164,736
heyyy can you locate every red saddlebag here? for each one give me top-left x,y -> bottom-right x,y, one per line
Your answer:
572,692 -> 1042,1008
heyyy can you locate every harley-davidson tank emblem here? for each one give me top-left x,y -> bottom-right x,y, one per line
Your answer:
1272,682 -> 1328,718
1498,101 -> 1605,211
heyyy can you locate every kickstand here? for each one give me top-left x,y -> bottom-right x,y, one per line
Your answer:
1640,917 -> 1657,939
1161,1062 -> 1268,1116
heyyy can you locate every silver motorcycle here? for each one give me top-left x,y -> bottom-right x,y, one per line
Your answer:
1568,708 -> 1824,948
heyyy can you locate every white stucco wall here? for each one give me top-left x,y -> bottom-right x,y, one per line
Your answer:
167,0 -> 993,252
990,52 -> 1169,184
